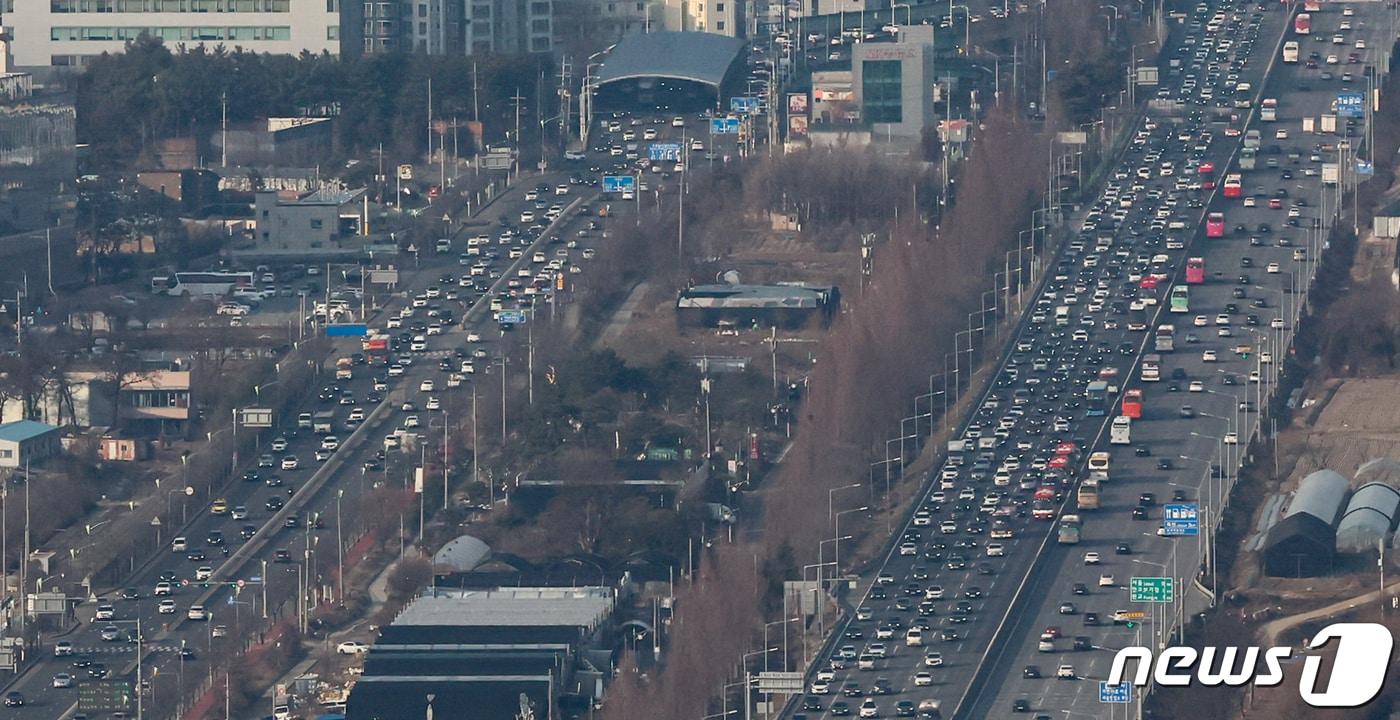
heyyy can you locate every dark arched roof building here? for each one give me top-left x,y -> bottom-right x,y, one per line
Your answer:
1262,470 -> 1349,577
593,32 -> 747,113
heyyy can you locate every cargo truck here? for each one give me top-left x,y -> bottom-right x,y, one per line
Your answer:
1077,480 -> 1101,510
1260,98 -> 1277,122
313,410 -> 336,434
1154,325 -> 1175,352
1058,515 -> 1082,544
335,357 -> 353,381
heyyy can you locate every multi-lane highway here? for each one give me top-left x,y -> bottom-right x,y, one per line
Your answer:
794,2 -> 1392,719
3,103 -> 740,716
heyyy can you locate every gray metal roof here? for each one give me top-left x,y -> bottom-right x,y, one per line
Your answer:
1355,458 -> 1400,486
1283,469 -> 1350,526
432,534 -> 491,573
596,32 -> 746,89
1337,482 -> 1400,552
678,284 -> 835,310
393,587 -> 614,630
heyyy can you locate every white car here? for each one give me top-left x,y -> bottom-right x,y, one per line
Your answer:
914,671 -> 933,686
1083,552 -> 1101,565
52,673 -> 74,689
158,599 -> 177,614
1098,574 -> 1116,587
270,437 -> 288,452
986,543 -> 1006,557
154,582 -> 172,596
811,679 -> 831,695
337,641 -> 370,655
405,415 -> 421,429
1189,380 -> 1204,392
466,332 -> 481,343
1202,350 -> 1218,362
419,379 -> 435,393
187,605 -> 208,621
281,456 -> 299,471
1275,129 -> 1289,140
1224,432 -> 1239,445
95,604 -> 115,620
426,397 -> 441,411
1194,315 -> 1209,327
195,566 -> 213,581
321,436 -> 340,450
1266,262 -> 1281,274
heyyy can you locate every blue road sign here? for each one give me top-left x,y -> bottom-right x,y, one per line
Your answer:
497,310 -> 527,325
1163,502 -> 1200,537
1099,681 -> 1132,704
325,323 -> 367,337
1337,92 -> 1365,118
649,143 -> 683,162
730,96 -> 762,114
602,175 -> 636,194
1357,160 -> 1375,176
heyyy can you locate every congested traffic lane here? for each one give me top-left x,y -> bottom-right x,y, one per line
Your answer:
6,168 -> 607,717
966,2 -> 1392,718
789,1 -> 1359,718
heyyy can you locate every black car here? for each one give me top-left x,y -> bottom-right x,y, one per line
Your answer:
1158,458 -> 1174,470
4,691 -> 23,706
1072,583 -> 1089,595
1115,542 -> 1133,555
206,531 -> 224,546
266,496 -> 285,512
1139,492 -> 1157,506
831,701 -> 852,716
284,516 -> 300,529
1013,699 -> 1031,713
274,548 -> 292,563
120,587 -> 140,600
1023,665 -> 1041,679
1084,612 -> 1100,626
1134,446 -> 1151,457
158,570 -> 177,583
872,678 -> 893,695
1073,636 -> 1093,651
240,524 -> 257,540
1132,506 -> 1150,520
896,700 -> 916,717
802,697 -> 824,712
186,550 -> 206,562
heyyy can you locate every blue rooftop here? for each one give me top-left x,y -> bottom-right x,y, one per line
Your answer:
0,420 -> 58,443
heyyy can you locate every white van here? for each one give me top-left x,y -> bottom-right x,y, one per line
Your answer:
905,628 -> 924,647
1055,306 -> 1071,326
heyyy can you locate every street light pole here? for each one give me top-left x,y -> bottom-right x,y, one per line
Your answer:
336,490 -> 345,603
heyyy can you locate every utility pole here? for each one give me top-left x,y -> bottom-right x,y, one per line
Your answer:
220,91 -> 228,168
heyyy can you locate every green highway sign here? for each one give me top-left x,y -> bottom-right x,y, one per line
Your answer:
79,680 -> 133,713
1130,576 -> 1173,603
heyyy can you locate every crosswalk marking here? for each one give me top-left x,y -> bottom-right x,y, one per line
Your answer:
72,645 -> 181,655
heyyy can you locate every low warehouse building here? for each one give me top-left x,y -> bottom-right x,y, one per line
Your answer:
1262,469 -> 1350,577
676,283 -> 840,329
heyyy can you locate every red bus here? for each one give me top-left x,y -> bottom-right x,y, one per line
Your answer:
1206,212 -> 1226,238
1121,389 -> 1143,419
1222,173 -> 1243,199
1186,257 -> 1206,284
1295,12 -> 1311,35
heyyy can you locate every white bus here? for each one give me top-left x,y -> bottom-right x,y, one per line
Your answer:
1110,416 -> 1132,445
152,271 -> 255,296
1282,41 -> 1299,63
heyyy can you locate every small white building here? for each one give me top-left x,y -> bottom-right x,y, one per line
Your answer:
0,420 -> 61,469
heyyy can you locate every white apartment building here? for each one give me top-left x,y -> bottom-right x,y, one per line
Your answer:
660,0 -> 741,36
3,0 -> 344,69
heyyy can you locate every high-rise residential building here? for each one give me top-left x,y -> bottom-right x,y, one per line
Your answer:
659,0 -> 741,37
3,0 -> 354,70
465,0 -> 552,55
363,0 -> 462,53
